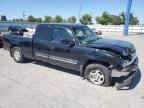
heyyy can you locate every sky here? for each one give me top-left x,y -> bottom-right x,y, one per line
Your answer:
0,0 -> 143,24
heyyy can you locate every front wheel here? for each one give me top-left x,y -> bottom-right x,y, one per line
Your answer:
84,63 -> 111,87
12,47 -> 25,63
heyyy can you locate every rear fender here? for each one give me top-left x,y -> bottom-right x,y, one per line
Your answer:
10,44 -> 20,57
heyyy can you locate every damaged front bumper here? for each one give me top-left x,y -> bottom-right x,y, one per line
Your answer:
112,57 -> 138,89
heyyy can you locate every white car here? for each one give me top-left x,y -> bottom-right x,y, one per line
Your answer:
24,27 -> 36,36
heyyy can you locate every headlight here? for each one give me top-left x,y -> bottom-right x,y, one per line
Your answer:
95,49 -> 99,52
122,60 -> 130,67
122,50 -> 128,56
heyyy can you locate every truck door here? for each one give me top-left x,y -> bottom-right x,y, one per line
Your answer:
48,27 -> 79,70
33,25 -> 53,62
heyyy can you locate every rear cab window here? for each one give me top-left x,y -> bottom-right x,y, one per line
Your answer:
35,25 -> 53,41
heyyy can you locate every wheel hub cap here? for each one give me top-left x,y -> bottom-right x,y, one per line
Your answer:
14,50 -> 20,61
89,70 -> 104,85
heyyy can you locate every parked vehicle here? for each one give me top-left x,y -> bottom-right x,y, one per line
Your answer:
24,26 -> 36,36
0,32 -> 3,47
8,26 -> 27,35
91,28 -> 102,35
3,23 -> 138,89
26,26 -> 36,32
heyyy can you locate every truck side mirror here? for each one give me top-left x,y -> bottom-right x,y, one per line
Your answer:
61,39 -> 75,47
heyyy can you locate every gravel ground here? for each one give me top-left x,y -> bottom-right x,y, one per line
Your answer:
0,32 -> 144,108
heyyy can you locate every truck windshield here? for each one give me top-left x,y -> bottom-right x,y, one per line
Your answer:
72,27 -> 100,44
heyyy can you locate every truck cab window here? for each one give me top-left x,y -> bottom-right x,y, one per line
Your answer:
52,28 -> 73,43
36,26 -> 53,41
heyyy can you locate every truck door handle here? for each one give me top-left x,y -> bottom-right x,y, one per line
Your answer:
48,45 -> 55,50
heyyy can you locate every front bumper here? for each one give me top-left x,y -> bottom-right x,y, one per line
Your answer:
0,41 -> 3,46
112,57 -> 138,89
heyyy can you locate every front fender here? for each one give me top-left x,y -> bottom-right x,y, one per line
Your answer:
79,50 -> 122,77
94,50 -> 121,67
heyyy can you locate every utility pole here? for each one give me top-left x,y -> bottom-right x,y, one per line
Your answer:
22,11 -> 26,27
22,11 -> 26,22
90,12 -> 93,24
124,0 -> 132,36
78,5 -> 81,23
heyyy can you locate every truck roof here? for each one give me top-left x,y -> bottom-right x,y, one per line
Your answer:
38,23 -> 87,28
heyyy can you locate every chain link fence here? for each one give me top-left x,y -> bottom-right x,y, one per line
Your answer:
88,25 -> 144,33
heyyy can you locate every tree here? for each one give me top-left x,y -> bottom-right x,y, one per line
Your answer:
51,18 -> 56,23
27,15 -> 35,22
13,18 -> 24,22
130,17 -> 139,25
110,15 -> 122,25
119,12 -> 125,24
80,14 -> 92,25
96,11 -> 111,25
62,19 -> 67,23
119,12 -> 139,25
1,15 -> 7,21
35,18 -> 42,23
96,11 -> 139,25
54,15 -> 63,23
67,16 -> 77,23
96,17 -> 101,24
115,16 -> 122,25
96,11 -> 124,25
44,16 -> 52,23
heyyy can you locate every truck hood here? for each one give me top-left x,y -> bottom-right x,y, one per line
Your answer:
87,38 -> 135,55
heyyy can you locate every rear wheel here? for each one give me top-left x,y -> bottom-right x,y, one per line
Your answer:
84,63 -> 111,86
12,47 -> 25,63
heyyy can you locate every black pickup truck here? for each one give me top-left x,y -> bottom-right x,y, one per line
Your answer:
3,23 -> 138,89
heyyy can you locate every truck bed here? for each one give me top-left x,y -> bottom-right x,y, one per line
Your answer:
3,34 -> 34,59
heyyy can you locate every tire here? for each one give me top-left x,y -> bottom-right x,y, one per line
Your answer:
0,44 -> 3,48
84,63 -> 111,87
12,47 -> 25,63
